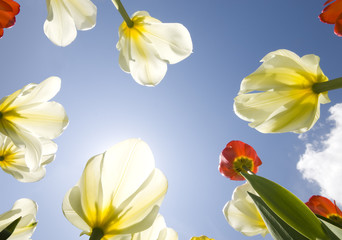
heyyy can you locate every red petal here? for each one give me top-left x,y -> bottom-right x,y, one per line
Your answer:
319,0 -> 342,24
334,14 -> 342,36
0,28 -> 3,38
306,195 -> 342,217
218,140 -> 262,181
0,0 -> 19,28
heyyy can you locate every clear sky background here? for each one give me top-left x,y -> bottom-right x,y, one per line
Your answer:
1,0 -> 342,239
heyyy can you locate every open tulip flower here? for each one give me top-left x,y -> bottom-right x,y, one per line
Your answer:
223,182 -> 269,237
132,214 -> 178,240
319,0 -> 342,37
306,195 -> 342,226
234,49 -> 331,133
0,133 -> 57,182
44,0 -> 97,46
116,9 -> 193,86
0,0 -> 20,38
219,140 -> 262,181
62,138 -> 168,240
0,76 -> 69,170
0,198 -> 38,240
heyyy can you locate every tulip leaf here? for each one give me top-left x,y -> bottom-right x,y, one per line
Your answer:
0,217 -> 21,240
317,215 -> 342,239
248,192 -> 309,240
240,171 -> 329,240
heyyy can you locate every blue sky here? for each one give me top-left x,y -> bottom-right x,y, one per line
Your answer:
1,0 -> 342,239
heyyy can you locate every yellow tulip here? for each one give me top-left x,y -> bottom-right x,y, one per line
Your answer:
62,139 -> 168,240
116,10 -> 193,86
234,49 -> 330,133
0,77 -> 68,170
0,133 -> 56,182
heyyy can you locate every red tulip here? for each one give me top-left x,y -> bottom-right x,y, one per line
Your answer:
306,195 -> 342,226
0,0 -> 20,38
219,141 -> 262,181
319,0 -> 342,36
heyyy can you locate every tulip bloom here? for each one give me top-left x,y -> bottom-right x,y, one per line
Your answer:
62,139 -> 168,239
223,182 -> 268,237
0,133 -> 57,182
306,195 -> 342,226
0,198 -> 37,239
234,49 -> 330,133
0,0 -> 20,38
0,76 -> 68,170
116,10 -> 193,86
44,0 -> 97,46
219,140 -> 262,181
132,214 -> 178,240
190,236 -> 214,240
319,0 -> 342,36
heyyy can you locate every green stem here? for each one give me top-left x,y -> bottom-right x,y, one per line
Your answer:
89,228 -> 104,240
312,77 -> 342,94
112,0 -> 134,28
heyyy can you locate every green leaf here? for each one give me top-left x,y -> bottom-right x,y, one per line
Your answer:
240,171 -> 329,240
248,192 -> 309,240
317,215 -> 342,239
0,217 -> 21,240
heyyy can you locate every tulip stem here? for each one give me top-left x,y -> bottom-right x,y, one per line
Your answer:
89,228 -> 104,240
312,77 -> 342,94
112,0 -> 134,28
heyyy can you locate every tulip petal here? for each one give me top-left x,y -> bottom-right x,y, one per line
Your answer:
223,183 -> 268,237
63,186 -> 92,233
0,198 -> 37,240
319,0 -> 342,24
107,169 -> 167,233
61,0 -> 96,30
142,23 -> 193,64
44,0 -> 77,46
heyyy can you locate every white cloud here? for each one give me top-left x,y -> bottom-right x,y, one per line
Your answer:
297,103 -> 342,203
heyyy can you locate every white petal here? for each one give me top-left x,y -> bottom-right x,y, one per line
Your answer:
13,101 -> 68,139
44,0 -> 77,46
223,183 -> 268,237
10,77 -> 61,107
0,198 -> 37,240
107,168 -> 168,233
62,0 -> 96,30
142,23 -> 193,64
62,186 -> 92,233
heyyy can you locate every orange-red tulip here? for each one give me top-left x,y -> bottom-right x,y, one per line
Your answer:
219,141 -> 262,181
306,195 -> 342,226
319,0 -> 342,36
0,0 -> 19,38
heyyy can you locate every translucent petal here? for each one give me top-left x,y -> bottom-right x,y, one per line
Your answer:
62,0 -> 96,30
44,0 -> 77,46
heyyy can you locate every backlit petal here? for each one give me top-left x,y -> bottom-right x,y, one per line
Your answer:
61,0 -> 96,30
223,183 -> 268,237
44,0 -> 77,46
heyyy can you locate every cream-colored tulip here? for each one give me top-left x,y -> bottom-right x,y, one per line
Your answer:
0,198 -> 37,240
0,76 -> 68,170
0,133 -> 57,182
234,49 -> 330,133
223,182 -> 268,237
116,10 -> 193,86
190,236 -> 214,240
62,139 -> 168,240
44,0 -> 97,46
132,214 -> 178,240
